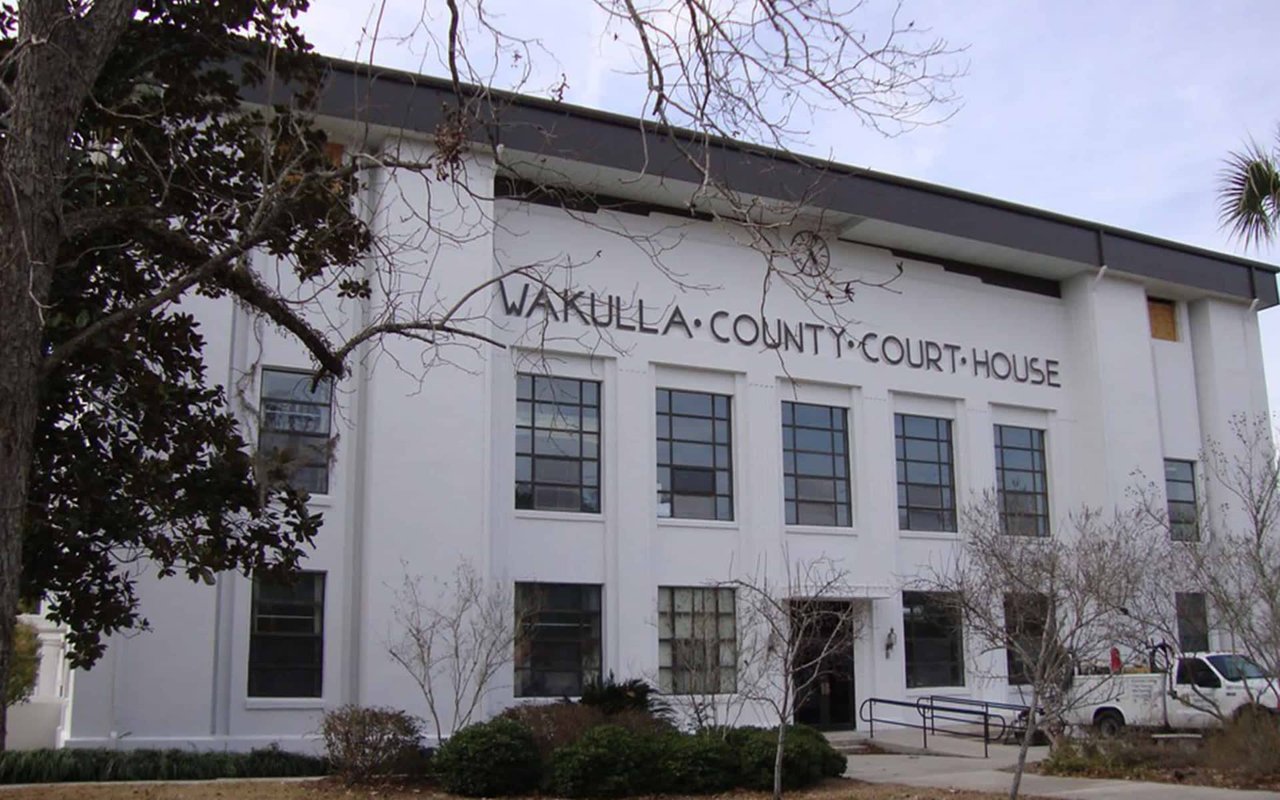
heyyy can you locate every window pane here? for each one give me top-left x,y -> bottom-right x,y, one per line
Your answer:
249,573 -> 325,698
896,414 -> 956,532
658,587 -> 737,694
782,403 -> 852,528
515,583 -> 603,697
260,369 -> 334,494
658,389 -> 733,520
515,374 -> 602,513
1164,460 -> 1198,541
994,424 -> 1049,537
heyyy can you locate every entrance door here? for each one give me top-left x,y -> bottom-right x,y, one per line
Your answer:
792,600 -> 857,728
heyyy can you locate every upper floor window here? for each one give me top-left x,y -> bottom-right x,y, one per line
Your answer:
1165,459 -> 1198,541
516,374 -> 601,513
657,389 -> 733,521
249,571 -> 325,698
994,425 -> 1050,537
658,586 -> 737,694
895,414 -> 956,532
514,582 -> 602,697
782,402 -> 851,527
902,591 -> 964,688
259,368 -> 334,494
1148,298 -> 1177,341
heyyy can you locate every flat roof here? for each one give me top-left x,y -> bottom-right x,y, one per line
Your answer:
249,55 -> 1280,308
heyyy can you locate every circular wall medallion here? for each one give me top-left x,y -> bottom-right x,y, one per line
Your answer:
789,230 -> 831,276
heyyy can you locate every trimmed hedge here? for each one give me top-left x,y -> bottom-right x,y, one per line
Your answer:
547,725 -> 665,797
657,731 -> 739,794
727,725 -> 847,790
0,746 -> 326,784
433,718 -> 541,796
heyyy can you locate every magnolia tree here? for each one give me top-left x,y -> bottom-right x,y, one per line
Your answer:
917,492 -> 1160,800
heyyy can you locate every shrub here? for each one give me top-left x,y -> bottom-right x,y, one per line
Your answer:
320,705 -> 424,784
547,724 -> 665,797
579,674 -> 672,721
1208,710 -> 1280,778
656,732 -> 738,793
433,718 -> 540,796
727,725 -> 841,790
6,622 -> 39,706
0,746 -> 326,784
500,702 -> 608,760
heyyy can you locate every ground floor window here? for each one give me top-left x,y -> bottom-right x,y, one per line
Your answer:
515,582 -> 602,697
902,591 -> 964,688
1176,592 -> 1209,652
1004,592 -> 1050,686
248,572 -> 325,698
658,586 -> 737,693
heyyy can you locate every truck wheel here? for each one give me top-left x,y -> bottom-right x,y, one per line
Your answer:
1094,709 -> 1125,738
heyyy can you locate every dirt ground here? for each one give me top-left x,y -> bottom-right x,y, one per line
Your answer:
0,777 -> 1012,800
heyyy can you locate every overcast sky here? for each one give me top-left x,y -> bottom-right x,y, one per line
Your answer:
298,0 -> 1280,406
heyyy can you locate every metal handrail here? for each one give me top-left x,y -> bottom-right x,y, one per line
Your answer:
857,696 -> 1009,757
925,695 -> 1031,741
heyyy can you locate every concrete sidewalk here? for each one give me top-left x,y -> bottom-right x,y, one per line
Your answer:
845,753 -> 1280,798
836,728 -> 1280,798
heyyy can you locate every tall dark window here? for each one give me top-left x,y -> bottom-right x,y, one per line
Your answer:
1165,460 -> 1198,542
1004,592 -> 1051,686
248,572 -> 325,698
994,425 -> 1050,537
657,389 -> 733,520
902,592 -> 964,688
516,374 -> 601,513
259,368 -> 334,494
895,414 -> 956,532
1176,592 -> 1209,653
658,587 -> 737,694
782,402 -> 851,526
515,583 -> 602,697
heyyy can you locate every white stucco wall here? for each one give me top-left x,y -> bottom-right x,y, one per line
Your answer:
61,138 -> 1273,750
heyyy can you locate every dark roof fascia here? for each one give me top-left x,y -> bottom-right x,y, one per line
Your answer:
245,54 -> 1279,308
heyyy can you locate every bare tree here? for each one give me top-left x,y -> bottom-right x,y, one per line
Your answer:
1152,416 -> 1280,709
387,561 -> 525,740
917,492 -> 1159,800
718,552 -> 865,800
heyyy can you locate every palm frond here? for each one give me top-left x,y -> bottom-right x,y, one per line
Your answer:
1218,134 -> 1280,250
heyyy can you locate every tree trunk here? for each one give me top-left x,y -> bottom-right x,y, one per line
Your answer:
1008,686 -> 1040,800
0,0 -> 136,749
772,720 -> 787,800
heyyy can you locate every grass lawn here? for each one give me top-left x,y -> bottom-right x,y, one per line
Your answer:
0,777 -> 1013,800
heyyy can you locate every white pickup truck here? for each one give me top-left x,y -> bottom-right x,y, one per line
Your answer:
1064,652 -> 1280,735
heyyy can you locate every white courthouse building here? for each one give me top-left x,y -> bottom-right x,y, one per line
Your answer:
56,59 -> 1277,751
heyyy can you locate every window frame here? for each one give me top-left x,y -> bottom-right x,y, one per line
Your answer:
258,367 -> 335,495
515,373 -> 602,514
248,571 -> 326,699
895,413 -> 958,532
1164,459 -> 1199,542
994,424 -> 1051,537
657,586 -> 738,694
782,402 -> 852,527
514,582 -> 603,698
902,591 -> 965,689
656,388 -> 734,521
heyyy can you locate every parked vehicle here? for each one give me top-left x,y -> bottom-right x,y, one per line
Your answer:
1063,652 -> 1279,735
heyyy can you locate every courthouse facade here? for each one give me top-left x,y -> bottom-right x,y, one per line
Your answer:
59,60 -> 1276,750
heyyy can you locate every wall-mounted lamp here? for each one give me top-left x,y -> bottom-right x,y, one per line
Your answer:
884,626 -> 898,659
